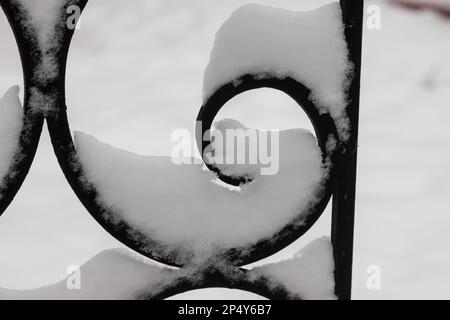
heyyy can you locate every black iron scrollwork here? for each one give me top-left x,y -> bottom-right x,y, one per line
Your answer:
0,0 -> 363,300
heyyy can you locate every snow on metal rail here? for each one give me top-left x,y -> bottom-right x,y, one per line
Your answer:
0,0 -> 363,300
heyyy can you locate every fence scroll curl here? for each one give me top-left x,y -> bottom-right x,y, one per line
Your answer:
0,0 -> 363,300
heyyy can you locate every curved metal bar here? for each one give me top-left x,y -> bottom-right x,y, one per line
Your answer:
195,75 -> 341,266
45,0 -> 197,268
0,0 -> 196,269
44,1 -> 342,268
142,268 -> 294,300
42,0 -> 190,267
0,0 -> 44,215
196,75 -> 340,186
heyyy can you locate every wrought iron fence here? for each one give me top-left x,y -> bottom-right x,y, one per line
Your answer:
0,0 -> 363,300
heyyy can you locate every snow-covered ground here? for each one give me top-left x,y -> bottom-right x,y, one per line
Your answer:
0,0 -> 449,299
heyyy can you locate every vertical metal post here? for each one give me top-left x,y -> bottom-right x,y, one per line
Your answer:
332,0 -> 364,300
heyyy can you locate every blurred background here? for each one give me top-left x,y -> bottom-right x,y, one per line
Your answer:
0,0 -> 449,299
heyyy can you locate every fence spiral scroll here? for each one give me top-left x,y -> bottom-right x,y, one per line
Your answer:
0,0 -> 363,300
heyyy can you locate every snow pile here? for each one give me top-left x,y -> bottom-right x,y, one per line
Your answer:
204,3 -> 351,139
0,249 -> 173,300
0,86 -> 23,190
250,237 -> 336,300
0,238 -> 335,300
74,119 -> 327,258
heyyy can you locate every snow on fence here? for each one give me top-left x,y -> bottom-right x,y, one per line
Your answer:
0,0 -> 363,300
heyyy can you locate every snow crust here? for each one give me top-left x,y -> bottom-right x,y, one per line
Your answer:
17,0 -> 63,48
15,1 -> 66,92
251,237 -> 336,300
204,3 -> 351,139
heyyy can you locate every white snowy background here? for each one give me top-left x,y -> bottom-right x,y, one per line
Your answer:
0,0 -> 449,299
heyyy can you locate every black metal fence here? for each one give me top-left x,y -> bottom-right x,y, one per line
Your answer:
0,0 -> 363,300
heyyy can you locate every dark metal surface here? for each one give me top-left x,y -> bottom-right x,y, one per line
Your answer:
331,0 -> 364,300
0,0 -> 44,215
